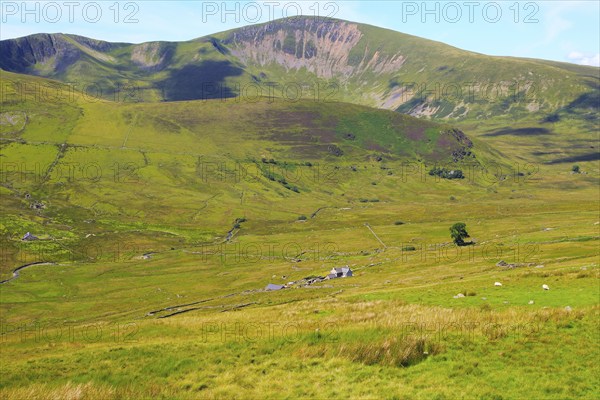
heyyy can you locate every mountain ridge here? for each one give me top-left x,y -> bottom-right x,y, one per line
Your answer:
1,17 -> 598,123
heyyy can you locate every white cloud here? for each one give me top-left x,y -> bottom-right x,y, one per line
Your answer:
567,51 -> 600,67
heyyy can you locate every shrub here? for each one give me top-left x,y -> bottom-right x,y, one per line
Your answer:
429,167 -> 464,179
394,221 -> 404,225
298,215 -> 307,221
572,165 -> 580,173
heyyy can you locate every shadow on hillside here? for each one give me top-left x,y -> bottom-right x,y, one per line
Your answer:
546,152 -> 600,164
158,60 -> 244,101
482,127 -> 551,137
556,80 -> 600,122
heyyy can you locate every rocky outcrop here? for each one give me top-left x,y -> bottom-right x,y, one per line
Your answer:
131,42 -> 175,71
443,128 -> 475,162
225,18 -> 405,80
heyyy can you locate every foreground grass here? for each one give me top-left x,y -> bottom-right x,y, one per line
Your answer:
1,301 -> 598,399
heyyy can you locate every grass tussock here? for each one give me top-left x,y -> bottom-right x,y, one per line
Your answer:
339,335 -> 444,367
298,335 -> 444,367
0,382 -> 116,400
0,382 -> 177,400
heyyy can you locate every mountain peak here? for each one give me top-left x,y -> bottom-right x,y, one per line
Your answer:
223,17 -> 384,79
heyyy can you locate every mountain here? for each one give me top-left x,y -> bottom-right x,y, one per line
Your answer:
1,17 -> 598,124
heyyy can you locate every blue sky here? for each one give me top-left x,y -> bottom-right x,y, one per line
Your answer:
1,1 -> 598,66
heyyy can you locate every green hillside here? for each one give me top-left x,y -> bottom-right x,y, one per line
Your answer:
1,67 -> 599,399
0,70 -> 485,276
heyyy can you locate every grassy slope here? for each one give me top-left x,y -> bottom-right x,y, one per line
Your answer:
0,70 -> 480,275
1,71 -> 599,399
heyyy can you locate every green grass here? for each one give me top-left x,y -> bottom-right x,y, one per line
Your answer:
0,65 -> 599,399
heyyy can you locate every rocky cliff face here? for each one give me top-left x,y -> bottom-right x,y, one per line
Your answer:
1,34 -> 61,72
0,34 -> 113,75
225,18 -> 404,80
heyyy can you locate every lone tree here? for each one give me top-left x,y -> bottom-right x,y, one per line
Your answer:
450,222 -> 470,246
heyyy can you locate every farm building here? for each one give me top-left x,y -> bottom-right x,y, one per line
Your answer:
329,266 -> 353,278
265,283 -> 285,291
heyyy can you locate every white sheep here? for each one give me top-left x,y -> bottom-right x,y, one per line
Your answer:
542,284 -> 550,290
494,282 -> 502,287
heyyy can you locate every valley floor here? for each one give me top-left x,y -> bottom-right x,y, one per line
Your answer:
1,178 -> 598,399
